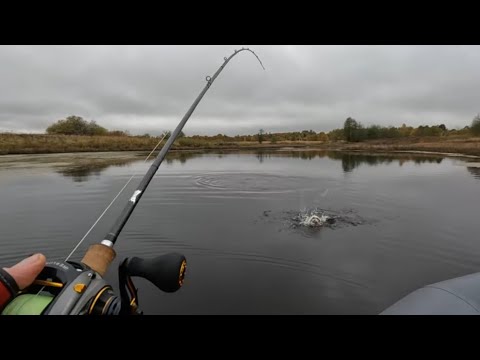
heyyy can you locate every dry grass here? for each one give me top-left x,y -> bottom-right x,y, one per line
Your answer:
332,137 -> 480,157
0,133 -> 167,155
1,133 -> 480,157
0,134 -> 311,155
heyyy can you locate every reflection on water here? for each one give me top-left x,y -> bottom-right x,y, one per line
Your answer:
38,149 -> 478,183
164,151 -> 200,165
467,166 -> 480,179
256,152 -> 267,163
330,152 -> 444,173
53,152 -> 205,182
56,158 -> 138,182
254,150 -> 444,173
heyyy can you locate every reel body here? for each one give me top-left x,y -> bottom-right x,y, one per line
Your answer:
2,252 -> 186,315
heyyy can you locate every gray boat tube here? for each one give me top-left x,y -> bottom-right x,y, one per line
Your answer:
381,272 -> 480,314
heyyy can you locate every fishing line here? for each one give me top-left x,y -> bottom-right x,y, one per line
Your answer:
28,134 -> 167,310
100,48 -> 265,248
7,47 -> 265,315
67,48 -> 264,261
65,134 -> 167,261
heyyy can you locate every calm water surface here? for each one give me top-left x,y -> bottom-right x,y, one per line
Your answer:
0,150 -> 479,314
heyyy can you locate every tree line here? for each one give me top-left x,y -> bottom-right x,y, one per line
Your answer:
45,114 -> 480,142
339,114 -> 480,142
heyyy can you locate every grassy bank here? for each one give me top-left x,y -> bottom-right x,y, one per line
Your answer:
2,133 -> 480,157
0,133 -> 311,155
327,136 -> 480,157
0,133 -> 165,154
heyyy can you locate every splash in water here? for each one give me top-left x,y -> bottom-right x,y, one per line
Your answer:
293,208 -> 336,228
259,207 -> 367,235
300,213 -> 335,227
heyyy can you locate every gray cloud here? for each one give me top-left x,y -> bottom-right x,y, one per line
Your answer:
1,45 -> 479,135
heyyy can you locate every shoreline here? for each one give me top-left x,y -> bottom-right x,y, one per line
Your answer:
2,134 -> 480,160
1,146 -> 479,162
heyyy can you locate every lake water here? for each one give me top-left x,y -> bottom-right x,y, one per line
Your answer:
0,150 -> 479,314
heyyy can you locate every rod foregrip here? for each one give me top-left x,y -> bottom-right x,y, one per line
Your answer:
81,244 -> 116,277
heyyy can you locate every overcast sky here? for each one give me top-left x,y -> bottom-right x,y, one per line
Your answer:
1,45 -> 479,136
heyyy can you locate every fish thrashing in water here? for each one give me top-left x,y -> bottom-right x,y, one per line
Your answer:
260,208 -> 368,233
300,214 -> 335,227
295,210 -> 336,228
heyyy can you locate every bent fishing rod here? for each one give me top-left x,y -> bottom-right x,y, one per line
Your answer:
1,48 -> 265,315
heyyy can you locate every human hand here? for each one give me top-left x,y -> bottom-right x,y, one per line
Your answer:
3,254 -> 46,290
0,254 -> 47,311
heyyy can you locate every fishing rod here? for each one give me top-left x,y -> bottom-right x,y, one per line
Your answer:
1,48 -> 265,315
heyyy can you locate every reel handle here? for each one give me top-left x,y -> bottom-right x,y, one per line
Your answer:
122,253 -> 187,293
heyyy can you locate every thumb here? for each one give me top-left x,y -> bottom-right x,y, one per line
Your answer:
3,254 -> 47,290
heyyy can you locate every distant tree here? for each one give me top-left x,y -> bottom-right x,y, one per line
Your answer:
328,128 -> 345,141
471,114 -> 480,136
318,132 -> 329,142
88,120 -> 108,136
46,115 -> 107,136
343,117 -> 365,142
398,123 -> 413,137
366,125 -> 381,139
343,117 -> 357,142
258,129 -> 265,144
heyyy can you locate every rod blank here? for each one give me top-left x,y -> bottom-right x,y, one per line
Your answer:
101,48 -> 265,246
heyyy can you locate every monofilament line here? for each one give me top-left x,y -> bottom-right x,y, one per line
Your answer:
65,134 -> 167,261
